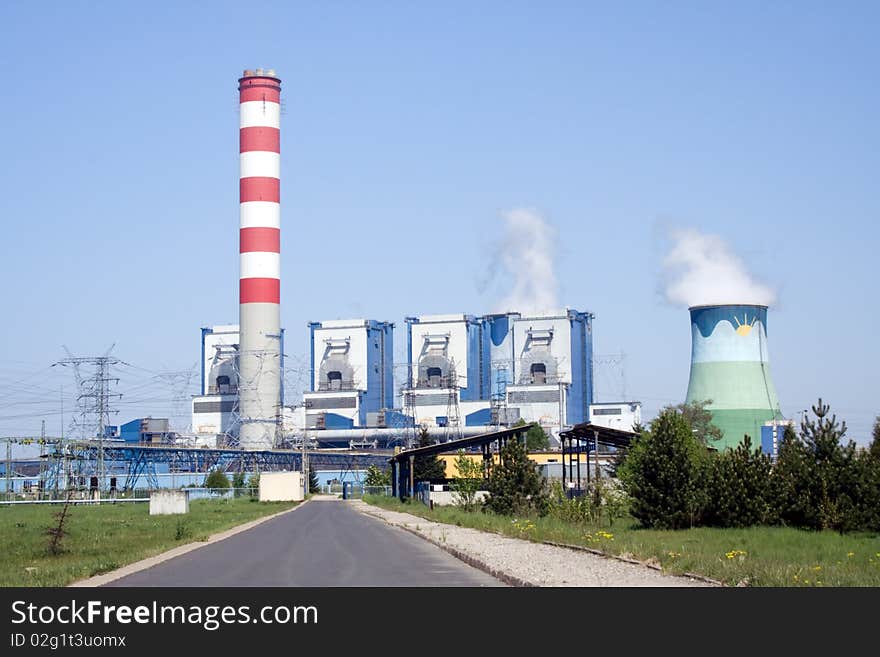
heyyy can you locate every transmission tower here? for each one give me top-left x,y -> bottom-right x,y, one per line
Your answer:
593,352 -> 627,401
155,364 -> 198,432
490,360 -> 512,428
56,346 -> 121,488
444,361 -> 462,442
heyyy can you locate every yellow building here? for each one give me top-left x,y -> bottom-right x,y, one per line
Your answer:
436,450 -> 590,478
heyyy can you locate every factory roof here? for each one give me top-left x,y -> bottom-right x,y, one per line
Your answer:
388,424 -> 536,463
558,422 -> 637,449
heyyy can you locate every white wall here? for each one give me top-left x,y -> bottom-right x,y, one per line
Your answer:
512,312 -> 573,384
409,315 -> 471,390
191,393 -> 237,437
203,325 -> 240,395
259,471 -> 304,502
150,490 -> 190,515
589,402 -> 641,432
312,320 -> 370,390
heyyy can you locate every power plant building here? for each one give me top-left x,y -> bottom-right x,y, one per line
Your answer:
400,309 -> 595,435
304,319 -> 395,430
589,401 -> 642,433
504,309 -> 595,429
191,325 -> 241,439
190,324 -> 285,444
403,314 -> 492,429
684,304 -> 783,450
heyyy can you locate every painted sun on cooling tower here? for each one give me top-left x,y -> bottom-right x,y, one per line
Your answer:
685,304 -> 783,450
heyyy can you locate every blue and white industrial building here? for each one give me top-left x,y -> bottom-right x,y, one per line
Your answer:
187,309 -> 602,447
398,308 -> 597,439
303,319 -> 396,431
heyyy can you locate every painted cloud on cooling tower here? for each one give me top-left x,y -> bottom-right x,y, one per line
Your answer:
662,228 -> 775,307
488,208 -> 560,314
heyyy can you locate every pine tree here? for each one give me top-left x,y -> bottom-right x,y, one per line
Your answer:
618,408 -> 709,529
771,424 -> 813,527
308,465 -> 320,494
774,399 -> 861,531
705,436 -> 775,527
513,419 -> 551,451
484,438 -> 549,516
870,416 -> 880,460
412,426 -> 446,483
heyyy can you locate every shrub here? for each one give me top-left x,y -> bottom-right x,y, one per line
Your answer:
451,450 -> 484,511
204,469 -> 230,490
705,436 -> 776,527
484,439 -> 549,516
548,481 -> 599,524
773,399 -> 863,532
364,465 -> 391,487
618,408 -> 709,529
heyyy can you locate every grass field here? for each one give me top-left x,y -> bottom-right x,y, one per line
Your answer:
364,495 -> 880,587
0,498 -> 299,586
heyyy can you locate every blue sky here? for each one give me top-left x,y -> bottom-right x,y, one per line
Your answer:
1,1 -> 877,445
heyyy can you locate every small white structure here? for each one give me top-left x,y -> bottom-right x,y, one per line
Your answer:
589,402 -> 642,432
150,489 -> 190,515
259,471 -> 305,502
430,490 -> 489,506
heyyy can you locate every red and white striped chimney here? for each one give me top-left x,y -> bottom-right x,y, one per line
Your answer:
238,68 -> 281,449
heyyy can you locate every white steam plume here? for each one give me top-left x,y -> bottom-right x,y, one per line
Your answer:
490,208 -> 560,314
663,228 -> 775,307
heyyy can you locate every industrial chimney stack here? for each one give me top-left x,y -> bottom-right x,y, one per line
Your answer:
238,68 -> 282,449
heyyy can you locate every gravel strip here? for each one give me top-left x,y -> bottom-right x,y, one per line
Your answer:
351,501 -> 715,587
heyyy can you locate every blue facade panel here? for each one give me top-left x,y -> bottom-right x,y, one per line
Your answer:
324,413 -> 354,430
361,321 -> 394,421
462,317 -> 483,402
566,311 -> 594,426
760,424 -> 787,458
465,408 -> 492,426
119,419 -> 143,443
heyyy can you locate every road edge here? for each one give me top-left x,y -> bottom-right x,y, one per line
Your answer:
354,500 -> 721,587
68,497 -> 313,587
352,501 -> 532,587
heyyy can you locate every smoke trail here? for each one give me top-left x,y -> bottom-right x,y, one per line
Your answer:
490,208 -> 560,314
663,227 -> 775,307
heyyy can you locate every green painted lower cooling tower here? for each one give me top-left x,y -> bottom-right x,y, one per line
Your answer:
685,304 -> 783,450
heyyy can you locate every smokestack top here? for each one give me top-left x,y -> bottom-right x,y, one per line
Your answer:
688,303 -> 769,311
241,68 -> 279,80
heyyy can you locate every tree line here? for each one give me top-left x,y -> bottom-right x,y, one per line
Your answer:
619,399 -> 880,532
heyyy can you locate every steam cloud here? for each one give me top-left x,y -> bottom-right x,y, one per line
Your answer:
486,208 -> 560,314
663,228 -> 775,307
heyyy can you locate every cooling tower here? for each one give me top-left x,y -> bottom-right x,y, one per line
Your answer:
684,304 -> 782,450
238,69 -> 282,449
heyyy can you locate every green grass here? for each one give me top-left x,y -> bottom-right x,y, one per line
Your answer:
364,495 -> 880,587
0,498 -> 299,586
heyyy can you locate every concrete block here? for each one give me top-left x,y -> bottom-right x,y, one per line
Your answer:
430,490 -> 489,506
150,489 -> 190,515
259,471 -> 305,502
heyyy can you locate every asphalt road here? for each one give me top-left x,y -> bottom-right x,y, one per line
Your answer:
108,498 -> 502,587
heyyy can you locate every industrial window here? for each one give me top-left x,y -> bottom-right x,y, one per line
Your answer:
216,375 -> 231,393
593,408 -> 622,416
327,371 -> 343,391
530,363 -> 547,384
427,367 -> 442,387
